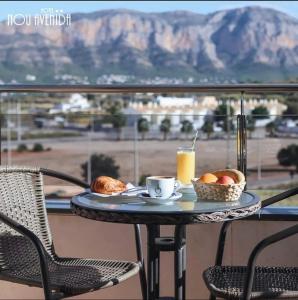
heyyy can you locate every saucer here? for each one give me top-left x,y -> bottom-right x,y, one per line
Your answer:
138,192 -> 182,205
178,184 -> 196,195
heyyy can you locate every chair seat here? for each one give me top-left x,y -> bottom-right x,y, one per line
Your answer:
203,266 -> 298,299
0,235 -> 139,297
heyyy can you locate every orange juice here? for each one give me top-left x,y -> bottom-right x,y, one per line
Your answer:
176,147 -> 195,185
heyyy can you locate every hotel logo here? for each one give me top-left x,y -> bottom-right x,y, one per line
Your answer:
7,8 -> 71,27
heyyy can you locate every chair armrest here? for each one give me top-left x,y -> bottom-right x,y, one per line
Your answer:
242,224 -> 298,300
214,221 -> 231,266
214,187 -> 298,268
261,186 -> 298,208
0,211 -> 52,299
40,168 -> 89,188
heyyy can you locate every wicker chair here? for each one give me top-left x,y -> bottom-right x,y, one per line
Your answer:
0,166 -> 141,300
203,186 -> 298,300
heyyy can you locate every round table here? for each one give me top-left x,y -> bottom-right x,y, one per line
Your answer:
72,191 -> 260,300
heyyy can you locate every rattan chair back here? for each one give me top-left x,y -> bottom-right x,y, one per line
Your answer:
0,166 -> 53,266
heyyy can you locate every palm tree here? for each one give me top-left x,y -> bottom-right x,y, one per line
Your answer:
201,120 -> 214,139
160,118 -> 171,140
137,117 -> 149,140
180,120 -> 193,139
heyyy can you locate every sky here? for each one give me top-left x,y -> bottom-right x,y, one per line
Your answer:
1,1 -> 298,21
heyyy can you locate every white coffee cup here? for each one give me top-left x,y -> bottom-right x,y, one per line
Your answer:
146,176 -> 180,199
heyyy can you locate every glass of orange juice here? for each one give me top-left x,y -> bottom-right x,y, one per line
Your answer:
176,146 -> 195,186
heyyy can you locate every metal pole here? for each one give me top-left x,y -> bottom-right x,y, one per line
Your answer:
226,98 -> 231,168
7,100 -> 11,166
0,94 -> 2,164
257,133 -> 262,180
17,100 -> 22,144
134,118 -> 139,186
87,115 -> 94,183
237,92 -> 247,181
174,225 -> 186,300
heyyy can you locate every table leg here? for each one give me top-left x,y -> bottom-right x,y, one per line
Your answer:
174,225 -> 186,300
147,225 -> 160,300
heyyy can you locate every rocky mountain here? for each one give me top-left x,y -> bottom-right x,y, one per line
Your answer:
1,6 -> 298,83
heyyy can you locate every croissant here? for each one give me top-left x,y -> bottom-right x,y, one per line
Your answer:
91,176 -> 126,195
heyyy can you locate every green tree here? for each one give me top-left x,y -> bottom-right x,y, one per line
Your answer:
160,118 -> 171,140
201,120 -> 214,139
81,153 -> 120,182
246,115 -> 256,138
251,105 -> 269,119
277,144 -> 298,171
283,102 -> 298,120
17,143 -> 28,152
180,120 -> 193,139
222,119 -> 235,133
265,121 -> 276,137
104,104 -> 127,140
137,117 -> 149,140
214,104 -> 234,122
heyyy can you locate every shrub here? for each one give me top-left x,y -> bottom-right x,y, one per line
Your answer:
17,143 -> 28,152
32,143 -> 44,152
81,153 -> 120,182
277,144 -> 298,171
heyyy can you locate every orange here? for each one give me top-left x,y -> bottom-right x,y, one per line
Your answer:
199,173 -> 218,183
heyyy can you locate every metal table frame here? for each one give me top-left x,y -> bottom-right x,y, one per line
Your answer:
71,191 -> 260,300
146,224 -> 187,300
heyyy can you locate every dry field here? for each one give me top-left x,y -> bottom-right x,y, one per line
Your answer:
2,137 -> 297,188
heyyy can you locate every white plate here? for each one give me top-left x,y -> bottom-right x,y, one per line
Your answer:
87,184 -> 146,197
138,192 -> 182,205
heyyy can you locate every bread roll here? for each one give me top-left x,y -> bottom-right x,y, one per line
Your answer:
91,176 -> 126,195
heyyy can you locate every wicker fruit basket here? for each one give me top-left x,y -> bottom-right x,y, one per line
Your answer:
191,169 -> 246,202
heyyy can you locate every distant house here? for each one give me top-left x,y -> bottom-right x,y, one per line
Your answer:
123,96 -> 217,130
49,94 -> 90,114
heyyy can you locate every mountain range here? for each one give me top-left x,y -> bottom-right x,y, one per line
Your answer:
1,6 -> 298,83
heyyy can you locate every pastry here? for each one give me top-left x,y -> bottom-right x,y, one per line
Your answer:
91,176 -> 127,195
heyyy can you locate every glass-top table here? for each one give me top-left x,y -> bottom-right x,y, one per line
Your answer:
71,191 -> 260,300
72,191 -> 260,225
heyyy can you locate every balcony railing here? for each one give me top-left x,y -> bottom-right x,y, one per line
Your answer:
0,84 -> 297,214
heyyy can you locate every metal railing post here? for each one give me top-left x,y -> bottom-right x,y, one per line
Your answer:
237,92 -> 247,185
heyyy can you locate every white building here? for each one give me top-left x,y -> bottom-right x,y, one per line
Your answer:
49,94 -> 90,114
124,96 -> 287,130
156,96 -> 195,107
124,96 -> 218,130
